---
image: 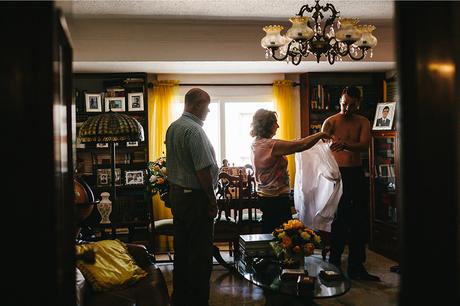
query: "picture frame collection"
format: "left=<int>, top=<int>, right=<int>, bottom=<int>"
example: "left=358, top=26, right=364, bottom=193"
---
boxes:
left=85, top=92, right=144, bottom=113
left=97, top=168, right=145, bottom=187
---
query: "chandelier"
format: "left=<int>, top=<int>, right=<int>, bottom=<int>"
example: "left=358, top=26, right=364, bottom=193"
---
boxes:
left=261, top=0, right=377, bottom=65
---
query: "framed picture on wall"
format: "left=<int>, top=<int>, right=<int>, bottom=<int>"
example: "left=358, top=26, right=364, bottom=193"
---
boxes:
left=105, top=97, right=126, bottom=112
left=85, top=93, right=102, bottom=112
left=372, top=102, right=396, bottom=130
left=126, top=141, right=138, bottom=147
left=97, top=168, right=122, bottom=187
left=125, top=170, right=144, bottom=185
left=128, top=93, right=144, bottom=111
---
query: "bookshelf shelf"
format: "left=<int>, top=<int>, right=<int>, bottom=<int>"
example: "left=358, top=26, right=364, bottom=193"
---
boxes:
left=369, top=130, right=399, bottom=261
left=74, top=72, right=152, bottom=248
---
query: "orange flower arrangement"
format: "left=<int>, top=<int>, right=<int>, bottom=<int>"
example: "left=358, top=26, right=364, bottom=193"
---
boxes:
left=147, top=156, right=168, bottom=198
left=270, top=219, right=322, bottom=267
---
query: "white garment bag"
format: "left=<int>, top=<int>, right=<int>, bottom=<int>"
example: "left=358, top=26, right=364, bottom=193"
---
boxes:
left=294, top=141, right=342, bottom=232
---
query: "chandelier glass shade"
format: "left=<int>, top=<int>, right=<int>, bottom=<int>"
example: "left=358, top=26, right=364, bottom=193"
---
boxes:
left=261, top=0, right=377, bottom=65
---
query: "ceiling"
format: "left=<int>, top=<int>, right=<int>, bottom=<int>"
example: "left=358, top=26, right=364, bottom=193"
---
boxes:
left=64, top=0, right=396, bottom=74
left=65, top=0, right=394, bottom=21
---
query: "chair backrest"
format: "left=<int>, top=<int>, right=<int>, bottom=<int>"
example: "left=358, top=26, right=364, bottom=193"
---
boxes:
left=216, top=171, right=244, bottom=223
left=216, top=166, right=261, bottom=232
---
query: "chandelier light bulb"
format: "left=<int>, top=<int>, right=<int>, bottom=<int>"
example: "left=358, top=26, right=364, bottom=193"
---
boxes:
left=260, top=0, right=377, bottom=65
left=354, top=25, right=378, bottom=48
left=261, top=25, right=285, bottom=48
left=286, top=16, right=314, bottom=40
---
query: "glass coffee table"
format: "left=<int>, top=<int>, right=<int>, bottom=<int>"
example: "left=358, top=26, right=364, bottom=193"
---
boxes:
left=236, top=254, right=351, bottom=303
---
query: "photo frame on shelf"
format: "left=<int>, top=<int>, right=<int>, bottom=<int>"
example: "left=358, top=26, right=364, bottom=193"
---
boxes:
left=372, top=102, right=396, bottom=131
left=126, top=141, right=138, bottom=147
left=97, top=168, right=122, bottom=187
left=105, top=97, right=126, bottom=112
left=125, top=170, right=144, bottom=185
left=379, top=164, right=391, bottom=178
left=85, top=93, right=102, bottom=112
left=127, top=92, right=144, bottom=111
left=389, top=164, right=395, bottom=178
left=96, top=143, right=109, bottom=148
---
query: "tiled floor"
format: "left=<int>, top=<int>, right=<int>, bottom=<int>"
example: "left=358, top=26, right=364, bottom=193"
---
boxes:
left=155, top=246, right=400, bottom=306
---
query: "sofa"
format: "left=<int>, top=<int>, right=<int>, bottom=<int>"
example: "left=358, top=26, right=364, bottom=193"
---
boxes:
left=76, top=242, right=170, bottom=306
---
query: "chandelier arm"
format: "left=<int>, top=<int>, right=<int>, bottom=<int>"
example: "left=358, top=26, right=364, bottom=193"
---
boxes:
left=297, top=4, right=312, bottom=16
left=292, top=55, right=302, bottom=66
left=321, top=3, right=339, bottom=36
left=334, top=43, right=351, bottom=57
left=269, top=47, right=289, bottom=61
left=299, top=41, right=310, bottom=56
left=348, top=47, right=367, bottom=61
left=327, top=52, right=336, bottom=65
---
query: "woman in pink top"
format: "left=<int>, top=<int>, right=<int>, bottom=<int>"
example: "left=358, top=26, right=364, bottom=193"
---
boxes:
left=250, top=109, right=329, bottom=233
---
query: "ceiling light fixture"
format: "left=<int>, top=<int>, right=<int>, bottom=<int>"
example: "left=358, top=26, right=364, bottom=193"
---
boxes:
left=261, top=0, right=377, bottom=65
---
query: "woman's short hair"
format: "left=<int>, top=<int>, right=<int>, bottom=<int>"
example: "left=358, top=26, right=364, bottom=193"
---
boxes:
left=250, top=109, right=277, bottom=138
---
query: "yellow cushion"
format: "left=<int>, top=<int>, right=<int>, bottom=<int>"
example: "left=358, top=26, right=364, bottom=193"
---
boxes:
left=75, top=239, right=147, bottom=292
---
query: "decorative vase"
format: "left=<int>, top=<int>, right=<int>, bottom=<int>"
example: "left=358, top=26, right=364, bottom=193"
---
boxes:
left=97, top=192, right=112, bottom=224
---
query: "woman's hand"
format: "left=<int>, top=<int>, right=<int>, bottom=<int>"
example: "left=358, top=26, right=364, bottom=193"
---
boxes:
left=329, top=136, right=346, bottom=152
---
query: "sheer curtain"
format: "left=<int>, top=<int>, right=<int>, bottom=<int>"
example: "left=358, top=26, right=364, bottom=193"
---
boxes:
left=273, top=80, right=296, bottom=187
left=148, top=80, right=179, bottom=251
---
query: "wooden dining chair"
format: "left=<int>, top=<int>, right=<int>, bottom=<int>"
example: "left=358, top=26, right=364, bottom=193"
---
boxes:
left=214, top=171, right=242, bottom=259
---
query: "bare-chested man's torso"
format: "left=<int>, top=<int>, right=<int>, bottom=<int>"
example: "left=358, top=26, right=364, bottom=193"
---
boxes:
left=322, top=113, right=370, bottom=167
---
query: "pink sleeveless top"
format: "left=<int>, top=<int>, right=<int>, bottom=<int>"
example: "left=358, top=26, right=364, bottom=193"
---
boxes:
left=251, top=137, right=290, bottom=197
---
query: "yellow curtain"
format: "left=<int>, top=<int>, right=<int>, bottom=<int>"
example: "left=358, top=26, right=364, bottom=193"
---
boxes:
left=273, top=80, right=296, bottom=187
left=148, top=80, right=179, bottom=251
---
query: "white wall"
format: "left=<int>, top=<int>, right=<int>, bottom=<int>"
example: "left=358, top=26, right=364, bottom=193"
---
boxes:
left=67, top=18, right=395, bottom=63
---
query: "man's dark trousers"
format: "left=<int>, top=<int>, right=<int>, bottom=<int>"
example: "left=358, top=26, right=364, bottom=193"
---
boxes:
left=170, top=185, right=214, bottom=306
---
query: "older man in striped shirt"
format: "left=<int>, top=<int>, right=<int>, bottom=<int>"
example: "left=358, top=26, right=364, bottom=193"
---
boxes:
left=165, top=88, right=219, bottom=306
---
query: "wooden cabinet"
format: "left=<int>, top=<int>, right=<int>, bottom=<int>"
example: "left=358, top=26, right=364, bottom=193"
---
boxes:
left=74, top=73, right=152, bottom=246
left=369, top=130, right=400, bottom=261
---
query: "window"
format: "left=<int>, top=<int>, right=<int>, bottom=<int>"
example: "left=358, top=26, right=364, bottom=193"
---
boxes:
left=172, top=99, right=274, bottom=167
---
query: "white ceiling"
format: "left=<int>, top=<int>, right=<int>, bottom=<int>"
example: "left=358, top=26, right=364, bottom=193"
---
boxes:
left=66, top=0, right=394, bottom=21
left=64, top=0, right=396, bottom=74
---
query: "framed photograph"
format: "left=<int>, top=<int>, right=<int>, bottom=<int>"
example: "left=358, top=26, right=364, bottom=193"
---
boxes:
left=372, top=102, right=396, bottom=130
left=379, top=164, right=391, bottom=178
left=128, top=93, right=144, bottom=111
left=85, top=93, right=102, bottom=112
left=126, top=141, right=138, bottom=147
left=125, top=170, right=144, bottom=185
left=105, top=97, right=126, bottom=112
left=97, top=168, right=122, bottom=187
left=96, top=142, right=109, bottom=148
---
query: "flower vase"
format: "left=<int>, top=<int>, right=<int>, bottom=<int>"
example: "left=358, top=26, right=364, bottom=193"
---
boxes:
left=97, top=192, right=112, bottom=224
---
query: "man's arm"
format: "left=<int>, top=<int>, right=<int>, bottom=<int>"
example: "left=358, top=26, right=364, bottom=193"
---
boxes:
left=196, top=166, right=217, bottom=217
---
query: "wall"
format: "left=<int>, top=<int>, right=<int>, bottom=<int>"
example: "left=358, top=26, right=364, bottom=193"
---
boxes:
left=67, top=18, right=395, bottom=63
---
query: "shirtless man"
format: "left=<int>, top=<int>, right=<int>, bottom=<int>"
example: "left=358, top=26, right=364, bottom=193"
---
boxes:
left=321, top=86, right=380, bottom=281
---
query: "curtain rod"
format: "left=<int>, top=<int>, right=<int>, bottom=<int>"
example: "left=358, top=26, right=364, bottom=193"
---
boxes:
left=148, top=82, right=300, bottom=88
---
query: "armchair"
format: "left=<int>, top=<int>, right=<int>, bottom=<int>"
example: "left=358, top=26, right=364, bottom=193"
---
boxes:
left=77, top=242, right=170, bottom=306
